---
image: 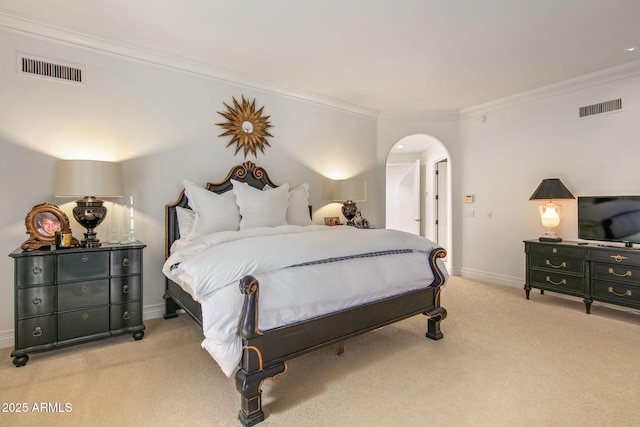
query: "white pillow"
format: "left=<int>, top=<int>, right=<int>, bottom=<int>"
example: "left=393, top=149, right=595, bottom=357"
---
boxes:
left=183, top=180, right=240, bottom=237
left=287, top=184, right=312, bottom=226
left=232, top=179, right=290, bottom=229
left=175, top=206, right=196, bottom=237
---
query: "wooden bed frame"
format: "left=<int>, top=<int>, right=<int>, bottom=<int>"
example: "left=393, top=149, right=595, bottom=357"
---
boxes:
left=164, top=161, right=448, bottom=426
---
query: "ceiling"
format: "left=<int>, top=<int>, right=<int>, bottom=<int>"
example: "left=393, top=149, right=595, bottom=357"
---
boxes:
left=1, top=0, right=640, bottom=114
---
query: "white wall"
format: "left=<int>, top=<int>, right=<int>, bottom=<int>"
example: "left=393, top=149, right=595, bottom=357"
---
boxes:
left=0, top=29, right=377, bottom=347
left=458, top=70, right=640, bottom=286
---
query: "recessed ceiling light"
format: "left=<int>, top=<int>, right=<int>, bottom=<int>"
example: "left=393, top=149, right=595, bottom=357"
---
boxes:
left=625, top=46, right=637, bottom=52
left=396, top=145, right=404, bottom=149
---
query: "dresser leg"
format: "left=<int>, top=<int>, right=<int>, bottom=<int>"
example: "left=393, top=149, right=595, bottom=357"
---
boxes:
left=584, top=299, right=592, bottom=314
left=13, top=354, right=29, bottom=367
left=524, top=284, right=531, bottom=299
left=133, top=330, right=145, bottom=340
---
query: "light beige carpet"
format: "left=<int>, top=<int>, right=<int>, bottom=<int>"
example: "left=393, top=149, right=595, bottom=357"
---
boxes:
left=1, top=276, right=640, bottom=427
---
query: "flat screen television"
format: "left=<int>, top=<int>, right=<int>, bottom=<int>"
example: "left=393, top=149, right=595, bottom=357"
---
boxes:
left=578, top=196, right=640, bottom=247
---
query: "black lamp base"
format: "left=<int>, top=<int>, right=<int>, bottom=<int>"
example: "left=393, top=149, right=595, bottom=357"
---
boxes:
left=73, top=196, right=107, bottom=248
left=539, top=236, right=562, bottom=242
left=341, top=201, right=358, bottom=226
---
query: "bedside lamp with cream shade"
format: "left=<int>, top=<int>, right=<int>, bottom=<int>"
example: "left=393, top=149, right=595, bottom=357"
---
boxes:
left=54, top=160, right=123, bottom=248
left=529, top=178, right=575, bottom=242
left=333, top=179, right=367, bottom=226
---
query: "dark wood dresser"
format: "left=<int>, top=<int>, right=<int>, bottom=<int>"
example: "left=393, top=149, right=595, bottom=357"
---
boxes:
left=525, top=240, right=640, bottom=314
left=9, top=242, right=145, bottom=366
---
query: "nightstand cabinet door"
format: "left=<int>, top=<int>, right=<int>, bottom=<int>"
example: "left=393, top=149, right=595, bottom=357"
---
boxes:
left=111, top=302, right=142, bottom=331
left=110, top=276, right=141, bottom=304
left=16, top=315, right=57, bottom=350
left=111, top=249, right=141, bottom=276
left=57, top=252, right=109, bottom=282
left=9, top=242, right=145, bottom=366
left=16, top=255, right=54, bottom=287
left=57, top=279, right=110, bottom=312
left=58, top=307, right=109, bottom=341
left=17, top=286, right=55, bottom=318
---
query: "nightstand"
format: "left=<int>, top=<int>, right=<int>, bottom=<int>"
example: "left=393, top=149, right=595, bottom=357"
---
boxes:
left=9, top=241, right=146, bottom=367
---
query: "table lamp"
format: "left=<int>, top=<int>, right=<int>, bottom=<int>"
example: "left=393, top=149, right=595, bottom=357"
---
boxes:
left=529, top=178, right=575, bottom=242
left=334, top=179, right=367, bottom=226
left=55, top=160, right=124, bottom=247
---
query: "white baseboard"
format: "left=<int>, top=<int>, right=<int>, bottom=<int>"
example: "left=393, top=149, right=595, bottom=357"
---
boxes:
left=460, top=267, right=523, bottom=288
left=0, top=329, right=13, bottom=351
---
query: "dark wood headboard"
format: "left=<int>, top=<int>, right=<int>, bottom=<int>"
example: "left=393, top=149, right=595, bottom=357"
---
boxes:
left=165, top=161, right=278, bottom=259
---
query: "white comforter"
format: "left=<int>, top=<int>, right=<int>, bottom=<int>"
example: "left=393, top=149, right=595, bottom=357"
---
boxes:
left=163, top=225, right=446, bottom=376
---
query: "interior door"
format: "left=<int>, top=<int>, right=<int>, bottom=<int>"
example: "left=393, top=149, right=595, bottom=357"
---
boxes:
left=385, top=160, right=421, bottom=235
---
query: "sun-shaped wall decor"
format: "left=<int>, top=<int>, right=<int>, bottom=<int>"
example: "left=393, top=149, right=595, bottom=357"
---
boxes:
left=216, top=96, right=274, bottom=158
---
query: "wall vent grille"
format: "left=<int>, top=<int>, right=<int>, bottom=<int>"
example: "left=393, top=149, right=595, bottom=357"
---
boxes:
left=579, top=98, right=622, bottom=118
left=18, top=55, right=84, bottom=84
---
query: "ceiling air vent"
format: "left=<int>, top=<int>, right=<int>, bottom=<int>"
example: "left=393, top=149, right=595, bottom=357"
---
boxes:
left=579, top=98, right=622, bottom=118
left=18, top=54, right=84, bottom=84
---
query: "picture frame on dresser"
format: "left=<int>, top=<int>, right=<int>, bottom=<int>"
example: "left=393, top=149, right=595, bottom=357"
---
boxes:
left=21, top=203, right=79, bottom=251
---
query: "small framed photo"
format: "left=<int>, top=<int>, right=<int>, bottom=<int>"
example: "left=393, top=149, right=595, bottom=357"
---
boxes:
left=21, top=203, right=77, bottom=250
left=324, top=216, right=341, bottom=226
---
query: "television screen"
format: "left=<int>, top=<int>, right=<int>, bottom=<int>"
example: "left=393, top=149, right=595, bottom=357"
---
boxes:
left=578, top=196, right=640, bottom=244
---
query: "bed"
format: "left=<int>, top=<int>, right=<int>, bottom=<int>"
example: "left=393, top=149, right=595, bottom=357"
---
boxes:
left=162, top=161, right=448, bottom=426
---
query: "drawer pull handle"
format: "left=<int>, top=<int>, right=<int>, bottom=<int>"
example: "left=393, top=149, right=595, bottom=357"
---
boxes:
left=32, top=297, right=42, bottom=305
left=122, top=258, right=130, bottom=267
left=608, top=268, right=632, bottom=278
left=32, top=266, right=42, bottom=275
left=81, top=313, right=90, bottom=320
left=33, top=327, right=43, bottom=337
left=610, top=255, right=628, bottom=263
left=545, top=276, right=567, bottom=286
left=552, top=248, right=558, bottom=254
left=608, top=286, right=632, bottom=297
left=546, top=260, right=567, bottom=269
left=81, top=255, right=89, bottom=263
left=122, top=311, right=131, bottom=320
left=122, top=284, right=130, bottom=294
left=82, top=283, right=89, bottom=290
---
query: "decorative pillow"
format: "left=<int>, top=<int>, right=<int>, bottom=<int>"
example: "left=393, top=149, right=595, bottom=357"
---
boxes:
left=183, top=180, right=240, bottom=237
left=287, top=184, right=312, bottom=226
left=175, top=206, right=196, bottom=237
left=232, top=179, right=290, bottom=229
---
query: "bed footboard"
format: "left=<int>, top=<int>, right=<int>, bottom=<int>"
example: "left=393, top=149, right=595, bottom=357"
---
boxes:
left=234, top=247, right=447, bottom=425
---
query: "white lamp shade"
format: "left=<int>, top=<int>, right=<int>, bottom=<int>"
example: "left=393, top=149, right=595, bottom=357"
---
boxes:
left=333, top=179, right=367, bottom=202
left=54, top=160, right=124, bottom=198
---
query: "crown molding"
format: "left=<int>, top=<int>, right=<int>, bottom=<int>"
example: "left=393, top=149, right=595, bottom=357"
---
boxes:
left=460, top=59, right=640, bottom=119
left=0, top=9, right=379, bottom=119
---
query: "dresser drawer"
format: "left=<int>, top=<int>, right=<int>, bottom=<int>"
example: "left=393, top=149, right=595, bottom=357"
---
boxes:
left=110, top=276, right=141, bottom=303
left=16, top=315, right=57, bottom=349
left=17, top=286, right=55, bottom=318
left=527, top=243, right=586, bottom=259
left=592, top=263, right=640, bottom=285
left=15, top=255, right=54, bottom=287
left=111, top=249, right=141, bottom=276
left=58, top=306, right=109, bottom=341
left=590, top=250, right=640, bottom=267
left=57, top=251, right=109, bottom=282
left=111, top=302, right=142, bottom=331
left=58, top=279, right=109, bottom=311
left=591, top=280, right=640, bottom=307
left=530, top=270, right=585, bottom=295
left=530, top=255, right=584, bottom=275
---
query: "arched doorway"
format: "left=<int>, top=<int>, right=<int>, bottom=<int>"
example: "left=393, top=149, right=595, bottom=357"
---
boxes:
left=386, top=134, right=451, bottom=253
